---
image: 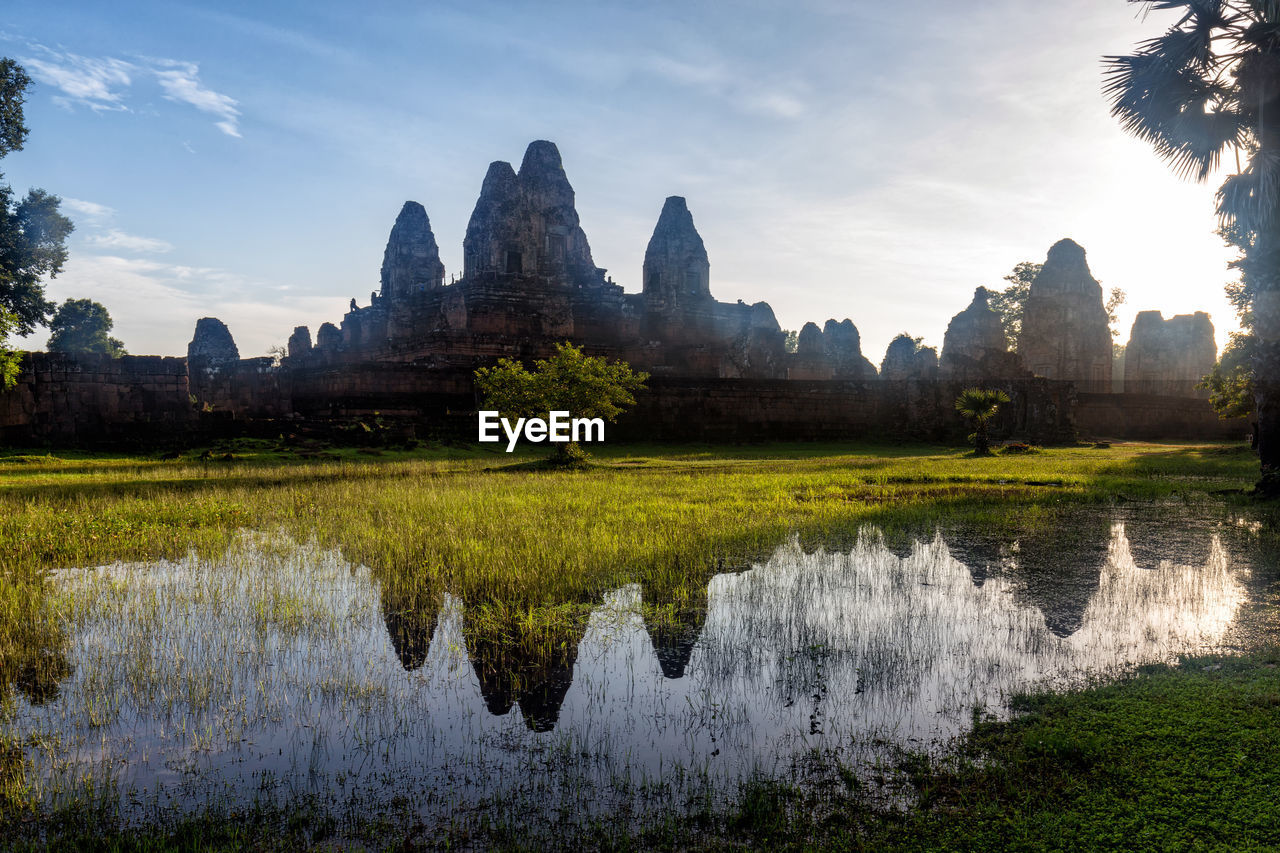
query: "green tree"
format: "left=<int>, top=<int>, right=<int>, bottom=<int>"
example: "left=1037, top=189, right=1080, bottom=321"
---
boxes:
left=954, top=387, right=1010, bottom=457
left=782, top=329, right=798, bottom=353
left=1201, top=331, right=1257, bottom=440
left=474, top=342, right=648, bottom=465
left=0, top=307, right=21, bottom=388
left=0, top=58, right=74, bottom=381
left=989, top=261, right=1041, bottom=348
left=47, top=298, right=126, bottom=357
left=1105, top=287, right=1127, bottom=338
left=1104, top=1, right=1280, bottom=492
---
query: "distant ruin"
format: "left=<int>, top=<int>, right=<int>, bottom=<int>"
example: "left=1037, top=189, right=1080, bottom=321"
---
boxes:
left=1017, top=239, right=1114, bottom=392
left=941, top=288, right=1027, bottom=382
left=0, top=140, right=1245, bottom=446
left=1123, top=311, right=1216, bottom=396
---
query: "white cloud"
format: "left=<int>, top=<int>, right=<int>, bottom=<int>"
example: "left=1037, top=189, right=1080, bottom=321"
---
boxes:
left=84, top=229, right=174, bottom=254
left=62, top=197, right=117, bottom=222
left=19, top=45, right=242, bottom=137
left=150, top=59, right=242, bottom=138
left=20, top=254, right=346, bottom=357
left=21, top=50, right=134, bottom=112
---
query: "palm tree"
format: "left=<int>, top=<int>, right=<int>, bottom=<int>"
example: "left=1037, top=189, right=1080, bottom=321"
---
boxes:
left=955, top=388, right=1011, bottom=456
left=1103, top=0, right=1280, bottom=493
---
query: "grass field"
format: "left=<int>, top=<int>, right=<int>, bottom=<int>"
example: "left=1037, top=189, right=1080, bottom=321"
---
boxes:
left=0, top=438, right=1275, bottom=849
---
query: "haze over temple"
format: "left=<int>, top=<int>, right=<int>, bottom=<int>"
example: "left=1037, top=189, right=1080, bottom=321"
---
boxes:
left=0, top=141, right=1238, bottom=445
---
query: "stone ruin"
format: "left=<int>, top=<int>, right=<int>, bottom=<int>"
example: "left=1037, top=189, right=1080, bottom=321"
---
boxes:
left=172, top=141, right=1228, bottom=432
left=187, top=317, right=239, bottom=370
left=247, top=140, right=888, bottom=382
left=880, top=334, right=938, bottom=381
left=1124, top=311, right=1216, bottom=396
left=1017, top=238, right=1113, bottom=391
left=940, top=288, right=1027, bottom=382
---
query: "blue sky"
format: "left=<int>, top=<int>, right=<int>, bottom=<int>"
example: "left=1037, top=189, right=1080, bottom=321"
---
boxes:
left=2, top=0, right=1239, bottom=360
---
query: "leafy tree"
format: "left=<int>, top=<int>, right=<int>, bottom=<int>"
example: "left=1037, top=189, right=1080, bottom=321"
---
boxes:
left=1105, top=287, right=1127, bottom=338
left=0, top=307, right=20, bottom=388
left=0, top=58, right=74, bottom=378
left=47, top=298, right=126, bottom=357
left=954, top=387, right=1010, bottom=457
left=1104, top=1, right=1280, bottom=492
left=782, top=329, right=798, bottom=353
left=474, top=342, right=648, bottom=465
left=1201, top=332, right=1257, bottom=443
left=989, top=262, right=1041, bottom=347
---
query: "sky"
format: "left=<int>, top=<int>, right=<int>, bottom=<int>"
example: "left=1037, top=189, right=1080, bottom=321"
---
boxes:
left=1, top=0, right=1243, bottom=361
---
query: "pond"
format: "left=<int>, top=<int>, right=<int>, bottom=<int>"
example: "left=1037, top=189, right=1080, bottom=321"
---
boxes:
left=2, top=509, right=1268, bottom=834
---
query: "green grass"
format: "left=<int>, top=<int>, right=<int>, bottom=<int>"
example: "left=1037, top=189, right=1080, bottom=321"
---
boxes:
left=0, top=438, right=1273, bottom=849
left=676, top=649, right=1280, bottom=852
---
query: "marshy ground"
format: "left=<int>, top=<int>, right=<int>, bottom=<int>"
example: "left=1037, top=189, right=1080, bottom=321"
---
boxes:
left=0, top=440, right=1277, bottom=850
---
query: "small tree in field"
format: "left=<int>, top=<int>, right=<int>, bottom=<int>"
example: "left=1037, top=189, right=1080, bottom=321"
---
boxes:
left=955, top=387, right=1010, bottom=456
left=474, top=342, right=648, bottom=465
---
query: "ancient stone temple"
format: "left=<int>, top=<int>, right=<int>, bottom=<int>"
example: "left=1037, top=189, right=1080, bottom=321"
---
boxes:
left=283, top=141, right=794, bottom=380
left=643, top=196, right=710, bottom=315
left=788, top=318, right=878, bottom=379
left=2, top=140, right=1244, bottom=448
left=1017, top=239, right=1113, bottom=391
left=1123, top=310, right=1216, bottom=396
left=187, top=318, right=239, bottom=369
left=940, top=287, right=1026, bottom=381
left=380, top=201, right=445, bottom=300
left=880, top=334, right=938, bottom=381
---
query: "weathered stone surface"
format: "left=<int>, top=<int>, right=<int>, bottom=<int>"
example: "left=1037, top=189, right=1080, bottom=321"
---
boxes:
left=880, top=335, right=938, bottom=381
left=1018, top=239, right=1112, bottom=390
left=1123, top=310, right=1216, bottom=396
left=187, top=318, right=239, bottom=367
left=316, top=322, right=342, bottom=350
left=643, top=196, right=710, bottom=312
left=287, top=326, right=312, bottom=360
left=462, top=141, right=602, bottom=286
left=380, top=201, right=444, bottom=300
left=941, top=288, right=1025, bottom=381
left=796, top=322, right=824, bottom=357
left=823, top=319, right=878, bottom=379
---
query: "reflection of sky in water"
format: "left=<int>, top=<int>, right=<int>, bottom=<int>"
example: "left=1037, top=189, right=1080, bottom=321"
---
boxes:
left=6, top=520, right=1249, bottom=826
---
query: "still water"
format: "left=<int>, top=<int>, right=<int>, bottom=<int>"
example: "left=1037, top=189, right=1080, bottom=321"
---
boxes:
left=4, top=512, right=1263, bottom=829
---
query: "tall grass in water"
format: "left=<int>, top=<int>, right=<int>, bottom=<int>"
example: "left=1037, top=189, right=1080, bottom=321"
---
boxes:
left=0, top=441, right=1259, bottom=707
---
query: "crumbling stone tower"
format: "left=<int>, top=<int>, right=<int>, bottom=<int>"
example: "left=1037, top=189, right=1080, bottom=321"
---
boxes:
left=1124, top=310, right=1216, bottom=396
left=1017, top=238, right=1113, bottom=390
left=379, top=201, right=444, bottom=301
left=461, top=140, right=604, bottom=286
left=643, top=196, right=711, bottom=314
left=941, top=287, right=1025, bottom=381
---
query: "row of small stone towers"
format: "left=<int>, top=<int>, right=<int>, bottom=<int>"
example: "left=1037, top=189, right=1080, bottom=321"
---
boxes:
left=872, top=237, right=1215, bottom=395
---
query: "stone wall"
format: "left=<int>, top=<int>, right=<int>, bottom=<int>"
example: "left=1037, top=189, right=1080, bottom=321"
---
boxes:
left=612, top=377, right=1074, bottom=444
left=1074, top=392, right=1247, bottom=441
left=1, top=351, right=1250, bottom=448
left=0, top=352, right=193, bottom=445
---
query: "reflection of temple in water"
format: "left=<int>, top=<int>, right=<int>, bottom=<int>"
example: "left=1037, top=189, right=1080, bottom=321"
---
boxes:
left=462, top=612, right=588, bottom=733
left=639, top=582, right=709, bottom=679
left=371, top=514, right=1241, bottom=736
left=379, top=584, right=439, bottom=671
left=1008, top=517, right=1110, bottom=637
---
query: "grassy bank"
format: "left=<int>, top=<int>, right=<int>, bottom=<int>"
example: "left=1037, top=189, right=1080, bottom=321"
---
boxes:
left=0, top=439, right=1274, bottom=849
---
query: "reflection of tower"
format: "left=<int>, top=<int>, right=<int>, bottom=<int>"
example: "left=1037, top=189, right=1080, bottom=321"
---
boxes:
left=1009, top=513, right=1110, bottom=637
left=379, top=585, right=439, bottom=672
left=640, top=582, right=710, bottom=679
left=462, top=610, right=587, bottom=733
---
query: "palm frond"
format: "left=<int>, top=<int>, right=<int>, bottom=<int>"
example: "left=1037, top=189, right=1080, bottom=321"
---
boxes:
left=1104, top=52, right=1241, bottom=179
